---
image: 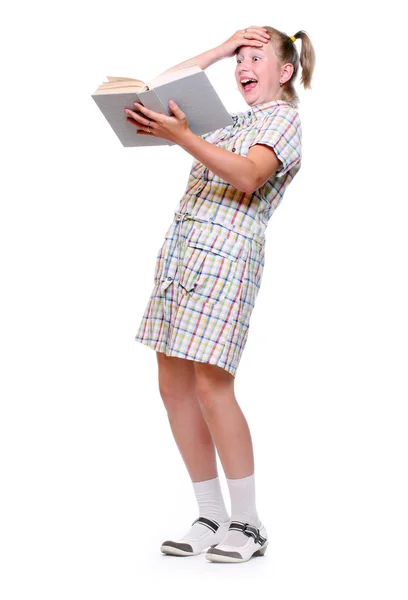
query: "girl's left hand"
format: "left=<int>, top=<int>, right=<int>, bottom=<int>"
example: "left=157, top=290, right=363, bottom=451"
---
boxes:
left=124, top=100, right=191, bottom=144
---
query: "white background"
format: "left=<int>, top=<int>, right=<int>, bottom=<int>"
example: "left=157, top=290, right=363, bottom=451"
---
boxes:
left=1, top=0, right=407, bottom=597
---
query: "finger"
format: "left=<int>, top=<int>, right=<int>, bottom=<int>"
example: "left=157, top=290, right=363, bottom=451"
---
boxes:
left=247, top=26, right=270, bottom=35
left=237, top=38, right=268, bottom=50
left=243, top=32, right=270, bottom=42
left=126, top=117, right=141, bottom=127
left=133, top=102, right=162, bottom=122
left=125, top=108, right=151, bottom=126
left=241, top=27, right=270, bottom=41
left=129, top=123, right=153, bottom=135
left=126, top=117, right=153, bottom=134
left=168, top=100, right=185, bottom=119
left=241, top=26, right=269, bottom=35
left=245, top=39, right=269, bottom=46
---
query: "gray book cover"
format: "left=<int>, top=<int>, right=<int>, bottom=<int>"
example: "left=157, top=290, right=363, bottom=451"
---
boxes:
left=92, top=71, right=233, bottom=147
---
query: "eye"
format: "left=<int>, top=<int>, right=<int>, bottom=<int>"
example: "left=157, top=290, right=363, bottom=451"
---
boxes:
left=237, top=56, right=261, bottom=65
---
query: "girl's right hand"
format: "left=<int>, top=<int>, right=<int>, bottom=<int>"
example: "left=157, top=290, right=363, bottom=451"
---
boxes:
left=216, top=27, right=271, bottom=59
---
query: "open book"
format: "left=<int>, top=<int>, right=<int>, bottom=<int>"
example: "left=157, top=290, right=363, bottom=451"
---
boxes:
left=91, top=61, right=233, bottom=147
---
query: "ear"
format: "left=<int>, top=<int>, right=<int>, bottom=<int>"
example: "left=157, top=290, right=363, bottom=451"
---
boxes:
left=282, top=62, right=295, bottom=84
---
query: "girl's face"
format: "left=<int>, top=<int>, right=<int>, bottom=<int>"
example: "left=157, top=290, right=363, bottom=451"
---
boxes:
left=234, top=42, right=283, bottom=106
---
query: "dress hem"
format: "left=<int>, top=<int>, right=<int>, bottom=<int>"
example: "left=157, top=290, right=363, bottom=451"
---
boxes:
left=134, top=335, right=237, bottom=378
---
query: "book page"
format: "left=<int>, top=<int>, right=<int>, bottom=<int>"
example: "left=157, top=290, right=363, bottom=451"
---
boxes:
left=106, top=76, right=144, bottom=83
left=93, top=76, right=147, bottom=95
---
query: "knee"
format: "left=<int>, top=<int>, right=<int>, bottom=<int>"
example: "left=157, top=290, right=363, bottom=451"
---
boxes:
left=195, top=363, right=234, bottom=415
left=156, top=353, right=197, bottom=413
left=158, top=382, right=194, bottom=413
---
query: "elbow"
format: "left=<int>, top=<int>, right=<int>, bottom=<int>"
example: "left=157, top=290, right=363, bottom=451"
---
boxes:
left=241, top=177, right=260, bottom=195
left=240, top=176, right=258, bottom=195
left=243, top=170, right=278, bottom=194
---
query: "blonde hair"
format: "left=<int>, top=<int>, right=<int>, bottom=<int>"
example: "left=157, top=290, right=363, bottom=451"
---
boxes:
left=263, top=26, right=316, bottom=108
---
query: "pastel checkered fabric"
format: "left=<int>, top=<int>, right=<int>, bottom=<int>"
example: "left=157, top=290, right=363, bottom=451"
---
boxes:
left=135, top=100, right=302, bottom=377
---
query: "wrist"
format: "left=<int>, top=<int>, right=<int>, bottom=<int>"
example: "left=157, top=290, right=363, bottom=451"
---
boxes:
left=195, top=46, right=226, bottom=70
left=178, top=128, right=199, bottom=152
left=212, top=45, right=227, bottom=62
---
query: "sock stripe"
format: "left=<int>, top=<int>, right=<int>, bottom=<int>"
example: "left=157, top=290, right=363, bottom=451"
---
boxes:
left=191, top=516, right=220, bottom=533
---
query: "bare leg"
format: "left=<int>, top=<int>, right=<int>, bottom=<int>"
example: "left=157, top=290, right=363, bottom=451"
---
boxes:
left=156, top=353, right=231, bottom=555
left=156, top=352, right=218, bottom=482
left=190, top=361, right=268, bottom=561
left=193, top=362, right=255, bottom=479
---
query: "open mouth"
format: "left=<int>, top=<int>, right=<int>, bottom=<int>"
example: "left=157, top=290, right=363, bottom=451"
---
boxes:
left=241, top=78, right=258, bottom=92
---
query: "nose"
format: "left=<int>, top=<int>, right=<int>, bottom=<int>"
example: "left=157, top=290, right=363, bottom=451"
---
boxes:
left=237, top=58, right=252, bottom=74
left=238, top=66, right=252, bottom=79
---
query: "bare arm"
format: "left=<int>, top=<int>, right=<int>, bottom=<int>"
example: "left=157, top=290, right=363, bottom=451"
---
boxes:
left=127, top=27, right=276, bottom=191
left=178, top=131, right=280, bottom=194
left=128, top=98, right=281, bottom=192
left=163, top=26, right=270, bottom=71
left=168, top=46, right=226, bottom=71
left=158, top=27, right=275, bottom=192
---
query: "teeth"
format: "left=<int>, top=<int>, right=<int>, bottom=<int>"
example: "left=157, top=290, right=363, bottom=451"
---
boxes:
left=241, top=79, right=257, bottom=84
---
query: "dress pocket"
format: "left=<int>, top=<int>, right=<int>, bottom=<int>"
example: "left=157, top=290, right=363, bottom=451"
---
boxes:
left=179, top=227, right=246, bottom=304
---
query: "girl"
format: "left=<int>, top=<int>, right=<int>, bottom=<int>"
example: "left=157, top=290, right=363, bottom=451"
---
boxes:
left=128, top=25, right=315, bottom=563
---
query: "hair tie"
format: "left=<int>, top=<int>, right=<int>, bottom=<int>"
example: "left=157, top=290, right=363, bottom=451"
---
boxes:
left=290, top=35, right=296, bottom=42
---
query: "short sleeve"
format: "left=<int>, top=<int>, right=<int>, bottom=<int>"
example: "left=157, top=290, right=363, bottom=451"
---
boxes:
left=200, top=130, right=213, bottom=142
left=249, top=108, right=302, bottom=178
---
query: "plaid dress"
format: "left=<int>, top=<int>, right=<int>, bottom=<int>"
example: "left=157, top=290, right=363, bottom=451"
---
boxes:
left=134, top=99, right=302, bottom=377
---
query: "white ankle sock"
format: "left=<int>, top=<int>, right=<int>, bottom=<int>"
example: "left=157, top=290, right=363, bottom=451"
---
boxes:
left=218, top=473, right=261, bottom=546
left=179, top=476, right=230, bottom=542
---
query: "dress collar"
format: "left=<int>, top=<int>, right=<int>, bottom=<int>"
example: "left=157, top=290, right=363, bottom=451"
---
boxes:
left=231, top=99, right=296, bottom=126
left=251, top=99, right=296, bottom=118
